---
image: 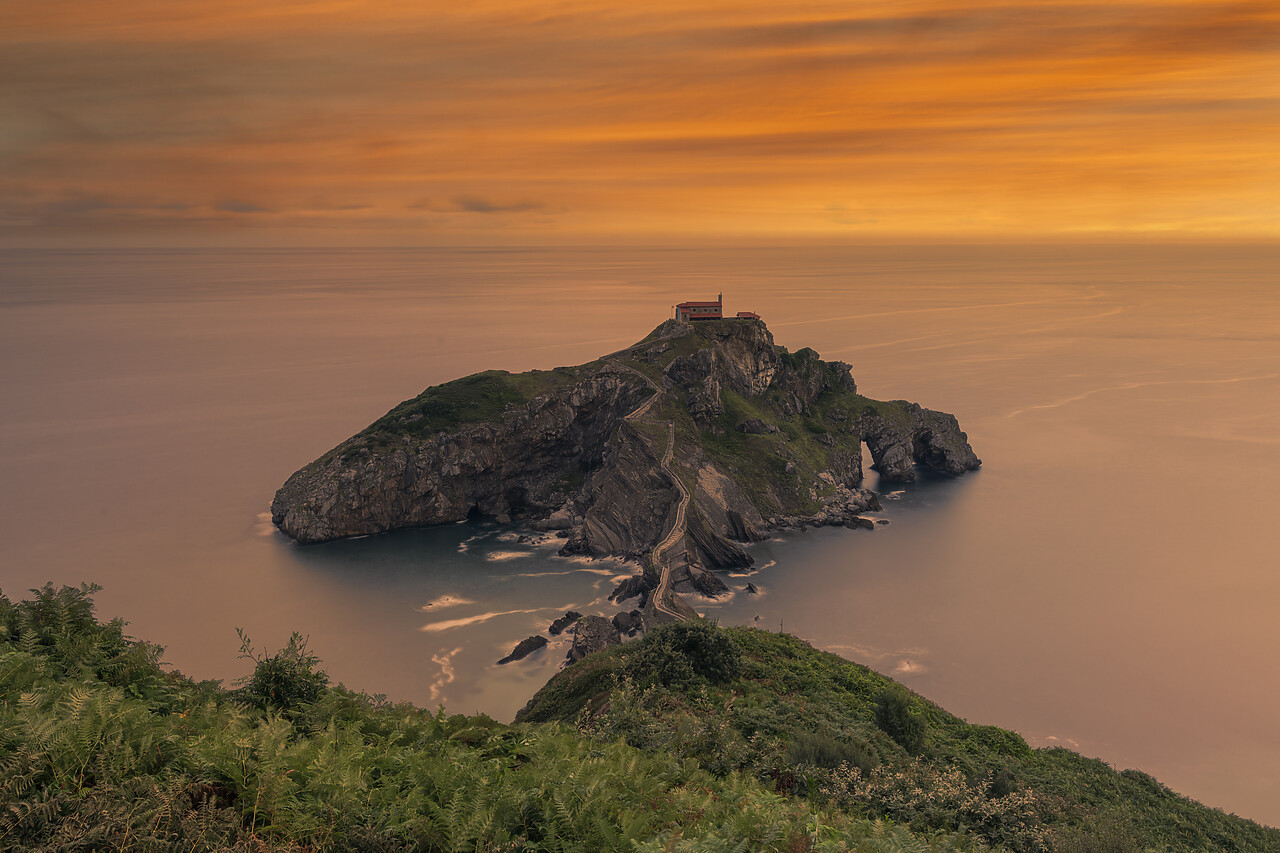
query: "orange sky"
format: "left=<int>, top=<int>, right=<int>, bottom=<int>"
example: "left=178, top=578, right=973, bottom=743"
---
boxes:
left=2, top=0, right=1278, bottom=244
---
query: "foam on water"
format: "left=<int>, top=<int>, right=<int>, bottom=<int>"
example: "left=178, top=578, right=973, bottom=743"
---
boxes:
left=420, top=608, right=543, bottom=633
left=485, top=551, right=530, bottom=562
left=419, top=595, right=476, bottom=611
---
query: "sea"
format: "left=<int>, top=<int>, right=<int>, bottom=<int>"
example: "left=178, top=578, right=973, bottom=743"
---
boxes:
left=1, top=243, right=1277, bottom=825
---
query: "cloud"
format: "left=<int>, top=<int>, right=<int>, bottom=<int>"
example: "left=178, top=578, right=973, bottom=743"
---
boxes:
left=411, top=196, right=547, bottom=214
left=0, top=190, right=199, bottom=228
left=2, top=0, right=1278, bottom=242
left=452, top=195, right=544, bottom=214
left=216, top=200, right=266, bottom=214
left=301, top=200, right=372, bottom=211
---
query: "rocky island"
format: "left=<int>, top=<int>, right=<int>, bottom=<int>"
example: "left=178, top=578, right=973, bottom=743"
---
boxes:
left=272, top=315, right=979, bottom=627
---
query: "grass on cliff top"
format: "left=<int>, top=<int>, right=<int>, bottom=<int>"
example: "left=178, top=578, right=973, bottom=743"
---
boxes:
left=0, top=583, right=980, bottom=853
left=362, top=366, right=589, bottom=441
left=520, top=623, right=1280, bottom=853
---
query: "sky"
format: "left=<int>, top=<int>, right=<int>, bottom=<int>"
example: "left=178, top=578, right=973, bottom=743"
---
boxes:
left=2, top=0, right=1278, bottom=245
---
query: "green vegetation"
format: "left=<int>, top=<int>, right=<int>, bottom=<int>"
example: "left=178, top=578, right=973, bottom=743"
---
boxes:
left=235, top=629, right=330, bottom=716
left=522, top=624, right=1280, bottom=853
left=622, top=620, right=743, bottom=689
left=875, top=688, right=927, bottom=756
left=368, top=368, right=583, bottom=440
left=0, top=584, right=984, bottom=852
left=3, top=585, right=1275, bottom=852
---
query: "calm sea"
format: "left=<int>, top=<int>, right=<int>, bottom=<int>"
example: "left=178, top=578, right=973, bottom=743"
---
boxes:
left=1, top=244, right=1277, bottom=825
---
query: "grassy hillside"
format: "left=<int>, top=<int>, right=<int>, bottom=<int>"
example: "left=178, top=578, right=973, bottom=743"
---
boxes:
left=0, top=584, right=980, bottom=853
left=520, top=622, right=1280, bottom=853
left=6, top=585, right=1272, bottom=852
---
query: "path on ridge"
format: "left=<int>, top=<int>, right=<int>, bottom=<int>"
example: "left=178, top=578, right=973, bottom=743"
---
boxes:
left=614, top=361, right=689, bottom=622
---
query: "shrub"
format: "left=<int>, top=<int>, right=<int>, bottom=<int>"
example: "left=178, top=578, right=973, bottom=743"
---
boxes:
left=987, top=766, right=1019, bottom=799
left=235, top=629, right=329, bottom=713
left=1051, top=814, right=1141, bottom=853
left=625, top=621, right=743, bottom=689
left=785, top=732, right=877, bottom=775
left=874, top=688, right=925, bottom=755
left=823, top=760, right=1058, bottom=852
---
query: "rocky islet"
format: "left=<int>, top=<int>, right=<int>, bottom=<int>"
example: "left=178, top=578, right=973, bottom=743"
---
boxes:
left=273, top=317, right=980, bottom=657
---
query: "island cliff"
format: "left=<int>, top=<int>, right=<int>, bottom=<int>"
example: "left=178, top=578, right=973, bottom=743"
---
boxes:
left=271, top=319, right=980, bottom=578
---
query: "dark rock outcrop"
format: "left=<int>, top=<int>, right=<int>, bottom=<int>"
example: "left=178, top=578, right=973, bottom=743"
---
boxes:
left=562, top=422, right=679, bottom=559
left=686, top=507, right=753, bottom=570
left=567, top=616, right=621, bottom=663
left=737, top=418, right=778, bottom=435
left=855, top=403, right=981, bottom=483
left=663, top=321, right=778, bottom=401
left=612, top=609, right=643, bottom=636
left=498, top=635, right=547, bottom=665
left=745, top=582, right=759, bottom=594
left=610, top=575, right=653, bottom=603
left=548, top=611, right=583, bottom=636
left=687, top=565, right=730, bottom=597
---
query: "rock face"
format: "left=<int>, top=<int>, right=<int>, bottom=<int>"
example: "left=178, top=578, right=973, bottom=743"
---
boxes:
left=272, top=318, right=980, bottom=561
left=498, top=635, right=547, bottom=665
left=272, top=368, right=651, bottom=544
left=567, top=616, right=621, bottom=663
left=725, top=509, right=766, bottom=543
left=855, top=403, right=982, bottom=482
left=559, top=421, right=678, bottom=559
left=685, top=507, right=752, bottom=570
